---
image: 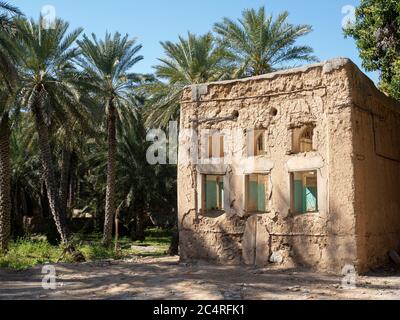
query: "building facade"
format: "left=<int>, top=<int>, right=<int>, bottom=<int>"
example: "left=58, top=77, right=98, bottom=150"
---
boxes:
left=177, top=58, right=400, bottom=273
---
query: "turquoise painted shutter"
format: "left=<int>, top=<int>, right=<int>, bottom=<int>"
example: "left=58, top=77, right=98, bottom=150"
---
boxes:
left=294, top=180, right=303, bottom=213
left=206, top=180, right=217, bottom=210
left=257, top=182, right=266, bottom=212
left=248, top=181, right=258, bottom=212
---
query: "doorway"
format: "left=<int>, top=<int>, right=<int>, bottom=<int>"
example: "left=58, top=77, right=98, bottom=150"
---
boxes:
left=242, top=215, right=270, bottom=266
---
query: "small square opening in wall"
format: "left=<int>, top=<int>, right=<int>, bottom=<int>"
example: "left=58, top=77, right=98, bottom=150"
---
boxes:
left=290, top=171, right=318, bottom=214
left=203, top=175, right=224, bottom=211
left=292, top=125, right=315, bottom=154
left=207, top=135, right=225, bottom=159
left=247, top=130, right=267, bottom=157
left=245, top=174, right=269, bottom=213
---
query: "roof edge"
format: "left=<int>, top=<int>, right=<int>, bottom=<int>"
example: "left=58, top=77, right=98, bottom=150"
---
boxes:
left=185, top=57, right=354, bottom=89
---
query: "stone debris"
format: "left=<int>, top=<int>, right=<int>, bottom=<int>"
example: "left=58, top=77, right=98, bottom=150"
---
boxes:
left=269, top=252, right=284, bottom=264
left=287, top=286, right=301, bottom=292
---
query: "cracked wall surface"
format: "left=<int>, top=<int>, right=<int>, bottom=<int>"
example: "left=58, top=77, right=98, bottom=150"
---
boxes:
left=177, top=58, right=400, bottom=274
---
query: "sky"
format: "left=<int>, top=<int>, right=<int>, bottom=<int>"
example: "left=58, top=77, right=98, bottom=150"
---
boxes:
left=12, top=0, right=379, bottom=83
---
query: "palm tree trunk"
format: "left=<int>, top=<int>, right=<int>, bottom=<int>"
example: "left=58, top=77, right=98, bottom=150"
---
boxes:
left=59, top=148, right=71, bottom=220
left=103, top=98, right=117, bottom=246
left=31, top=99, right=69, bottom=244
left=67, top=154, right=76, bottom=216
left=0, top=113, right=11, bottom=252
left=135, top=210, right=145, bottom=242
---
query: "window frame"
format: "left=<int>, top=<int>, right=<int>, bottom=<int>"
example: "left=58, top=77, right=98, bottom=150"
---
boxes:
left=290, top=170, right=319, bottom=215
left=201, top=174, right=225, bottom=213
left=206, top=134, right=225, bottom=159
left=255, top=131, right=267, bottom=156
left=244, top=173, right=270, bottom=214
left=246, top=129, right=267, bottom=157
left=299, top=127, right=314, bottom=153
left=291, top=125, right=315, bottom=154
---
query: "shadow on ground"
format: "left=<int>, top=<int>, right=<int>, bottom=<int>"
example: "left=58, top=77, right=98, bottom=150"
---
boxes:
left=0, top=256, right=399, bottom=300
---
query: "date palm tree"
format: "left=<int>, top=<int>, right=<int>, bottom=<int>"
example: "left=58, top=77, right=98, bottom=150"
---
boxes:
left=13, top=17, right=83, bottom=244
left=144, top=32, right=232, bottom=128
left=77, top=32, right=145, bottom=246
left=213, top=6, right=318, bottom=77
left=0, top=1, right=21, bottom=89
left=9, top=115, right=42, bottom=238
left=0, top=91, right=13, bottom=251
left=0, top=1, right=22, bottom=251
left=116, top=110, right=176, bottom=242
left=143, top=32, right=231, bottom=254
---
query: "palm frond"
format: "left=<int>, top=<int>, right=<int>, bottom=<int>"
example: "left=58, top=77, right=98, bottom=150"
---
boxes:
left=213, top=6, right=318, bottom=77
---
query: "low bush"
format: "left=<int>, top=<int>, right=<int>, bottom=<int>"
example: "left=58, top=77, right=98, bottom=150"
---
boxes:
left=0, top=228, right=173, bottom=270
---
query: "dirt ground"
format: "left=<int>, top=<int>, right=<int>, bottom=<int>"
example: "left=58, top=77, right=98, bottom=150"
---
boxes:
left=0, top=256, right=399, bottom=300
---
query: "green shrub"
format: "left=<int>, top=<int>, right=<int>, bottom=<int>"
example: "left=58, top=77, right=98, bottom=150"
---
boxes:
left=80, top=244, right=120, bottom=260
left=0, top=229, right=172, bottom=270
left=0, top=239, right=62, bottom=270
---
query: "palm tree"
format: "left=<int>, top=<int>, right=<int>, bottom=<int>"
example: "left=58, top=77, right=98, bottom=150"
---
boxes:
left=0, top=1, right=21, bottom=251
left=0, top=90, right=13, bottom=251
left=117, top=110, right=176, bottom=241
left=13, top=17, right=84, bottom=244
left=0, top=2, right=21, bottom=24
left=53, top=102, right=98, bottom=222
left=77, top=32, right=145, bottom=246
left=143, top=32, right=231, bottom=254
left=9, top=116, right=42, bottom=237
left=144, top=32, right=232, bottom=128
left=213, top=6, right=318, bottom=77
left=0, top=1, right=21, bottom=90
left=88, top=108, right=176, bottom=245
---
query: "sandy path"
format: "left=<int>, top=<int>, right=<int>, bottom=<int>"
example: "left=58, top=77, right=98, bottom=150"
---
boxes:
left=0, top=256, right=399, bottom=300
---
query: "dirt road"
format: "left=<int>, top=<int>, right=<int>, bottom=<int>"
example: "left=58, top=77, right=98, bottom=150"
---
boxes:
left=0, top=256, right=399, bottom=300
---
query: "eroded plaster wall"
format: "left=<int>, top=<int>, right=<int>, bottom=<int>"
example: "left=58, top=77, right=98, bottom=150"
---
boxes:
left=178, top=59, right=359, bottom=273
left=349, top=64, right=400, bottom=273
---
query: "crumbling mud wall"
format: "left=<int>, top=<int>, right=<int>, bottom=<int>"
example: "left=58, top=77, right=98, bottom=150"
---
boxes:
left=178, top=58, right=360, bottom=273
left=349, top=64, right=400, bottom=273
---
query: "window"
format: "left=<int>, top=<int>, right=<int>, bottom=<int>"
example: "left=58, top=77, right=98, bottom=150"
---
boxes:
left=204, top=175, right=224, bottom=211
left=292, top=125, right=314, bottom=153
left=255, top=131, right=266, bottom=156
left=300, top=127, right=313, bottom=153
left=247, top=130, right=266, bottom=156
left=207, top=135, right=224, bottom=159
left=245, top=174, right=268, bottom=212
left=291, top=171, right=318, bottom=214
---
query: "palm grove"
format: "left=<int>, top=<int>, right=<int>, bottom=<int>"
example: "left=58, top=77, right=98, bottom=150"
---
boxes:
left=0, top=4, right=318, bottom=256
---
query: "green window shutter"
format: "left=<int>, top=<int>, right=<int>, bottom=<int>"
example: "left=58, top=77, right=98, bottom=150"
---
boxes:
left=257, top=181, right=266, bottom=212
left=205, top=176, right=224, bottom=210
left=248, top=180, right=258, bottom=212
left=246, top=174, right=268, bottom=212
left=294, top=180, right=303, bottom=213
left=206, top=180, right=217, bottom=210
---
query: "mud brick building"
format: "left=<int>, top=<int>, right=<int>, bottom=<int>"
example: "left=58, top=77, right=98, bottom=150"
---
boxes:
left=177, top=58, right=400, bottom=273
